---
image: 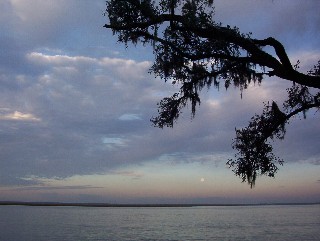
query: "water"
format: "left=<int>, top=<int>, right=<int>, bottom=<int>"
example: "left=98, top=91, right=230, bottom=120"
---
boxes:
left=0, top=205, right=319, bottom=241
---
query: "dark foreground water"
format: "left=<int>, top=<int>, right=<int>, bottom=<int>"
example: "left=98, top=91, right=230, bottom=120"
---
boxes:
left=0, top=204, right=319, bottom=241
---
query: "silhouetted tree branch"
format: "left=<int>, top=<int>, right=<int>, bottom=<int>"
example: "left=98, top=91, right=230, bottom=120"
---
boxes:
left=104, top=0, right=320, bottom=186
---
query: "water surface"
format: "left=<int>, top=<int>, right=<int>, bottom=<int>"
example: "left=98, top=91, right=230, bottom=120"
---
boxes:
left=0, top=204, right=319, bottom=240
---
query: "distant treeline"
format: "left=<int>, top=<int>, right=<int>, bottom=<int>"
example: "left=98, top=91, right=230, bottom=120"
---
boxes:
left=0, top=201, right=319, bottom=208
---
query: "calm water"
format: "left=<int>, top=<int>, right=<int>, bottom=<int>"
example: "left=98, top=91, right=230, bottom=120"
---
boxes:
left=0, top=205, right=319, bottom=241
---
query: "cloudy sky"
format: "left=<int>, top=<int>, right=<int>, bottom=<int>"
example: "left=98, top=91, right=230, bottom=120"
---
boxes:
left=0, top=0, right=319, bottom=204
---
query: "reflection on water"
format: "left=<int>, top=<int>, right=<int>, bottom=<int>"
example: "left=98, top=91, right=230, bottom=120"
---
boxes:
left=0, top=205, right=319, bottom=241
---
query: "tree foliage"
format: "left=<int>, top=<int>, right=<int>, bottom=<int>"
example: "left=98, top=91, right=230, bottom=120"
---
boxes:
left=104, top=0, right=320, bottom=187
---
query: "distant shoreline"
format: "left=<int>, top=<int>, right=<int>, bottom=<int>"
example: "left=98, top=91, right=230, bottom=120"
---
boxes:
left=0, top=201, right=319, bottom=208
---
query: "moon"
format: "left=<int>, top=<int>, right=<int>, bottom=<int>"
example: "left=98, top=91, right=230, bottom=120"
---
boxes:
left=200, top=178, right=205, bottom=182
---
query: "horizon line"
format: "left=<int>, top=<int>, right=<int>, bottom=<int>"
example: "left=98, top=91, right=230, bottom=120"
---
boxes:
left=1, top=201, right=319, bottom=208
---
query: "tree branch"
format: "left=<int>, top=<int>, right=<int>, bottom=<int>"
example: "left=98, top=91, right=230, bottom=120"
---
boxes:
left=105, top=11, right=320, bottom=88
left=253, top=37, right=293, bottom=69
left=105, top=0, right=320, bottom=186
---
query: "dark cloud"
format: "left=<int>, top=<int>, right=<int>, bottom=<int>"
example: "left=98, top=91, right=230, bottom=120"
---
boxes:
left=215, top=0, right=320, bottom=53
left=13, top=185, right=103, bottom=191
left=0, top=175, right=44, bottom=186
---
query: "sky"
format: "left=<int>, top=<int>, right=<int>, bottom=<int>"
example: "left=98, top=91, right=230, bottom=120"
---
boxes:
left=0, top=0, right=319, bottom=204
